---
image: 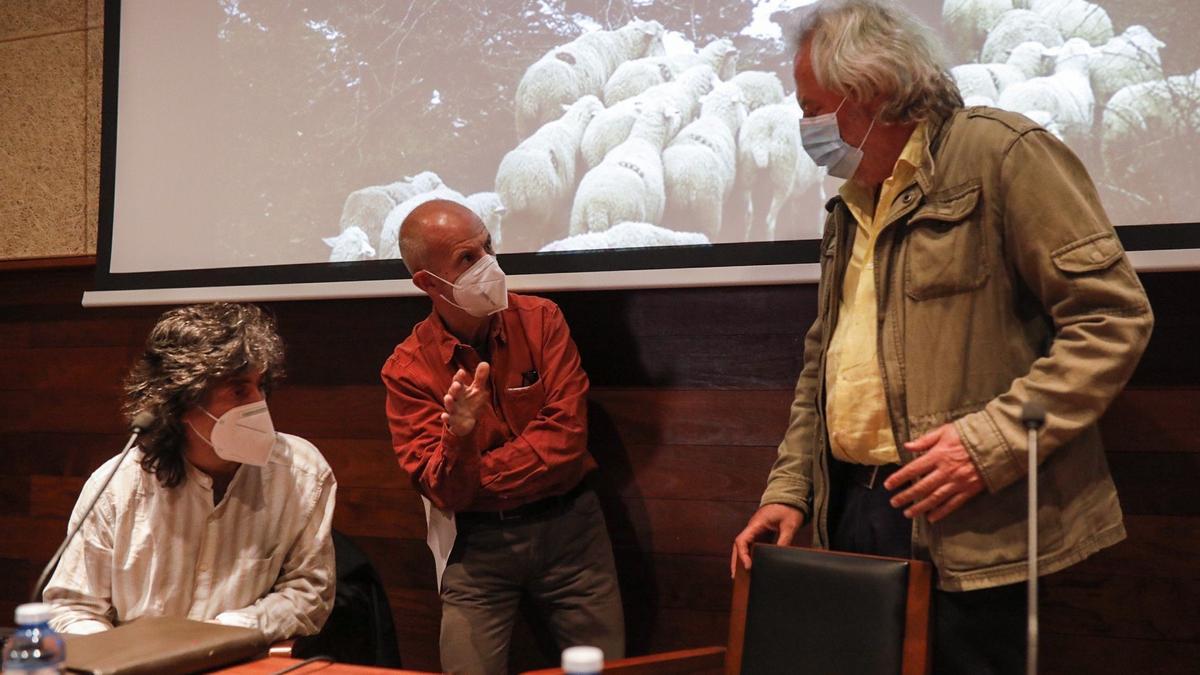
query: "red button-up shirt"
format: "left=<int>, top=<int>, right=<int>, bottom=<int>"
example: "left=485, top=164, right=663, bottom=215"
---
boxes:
left=381, top=293, right=596, bottom=512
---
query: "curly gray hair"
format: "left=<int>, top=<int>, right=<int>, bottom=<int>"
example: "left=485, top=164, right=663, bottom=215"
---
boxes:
left=793, top=0, right=962, bottom=123
left=123, top=303, right=285, bottom=487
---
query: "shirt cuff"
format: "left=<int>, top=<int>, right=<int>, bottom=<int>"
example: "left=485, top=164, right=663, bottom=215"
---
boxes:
left=213, top=610, right=260, bottom=631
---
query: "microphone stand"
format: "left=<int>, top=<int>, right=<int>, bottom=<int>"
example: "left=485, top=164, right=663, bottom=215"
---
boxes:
left=1022, top=401, right=1046, bottom=675
left=30, top=413, right=153, bottom=603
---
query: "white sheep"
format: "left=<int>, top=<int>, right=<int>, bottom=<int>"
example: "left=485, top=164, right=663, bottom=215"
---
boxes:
left=952, top=62, right=1027, bottom=102
left=1022, top=109, right=1066, bottom=141
left=1101, top=73, right=1200, bottom=181
left=662, top=82, right=748, bottom=239
left=378, top=186, right=468, bottom=260
left=1029, top=0, right=1112, bottom=46
left=1006, top=41, right=1055, bottom=79
left=323, top=226, right=376, bottom=263
left=334, top=171, right=445, bottom=252
left=463, top=191, right=507, bottom=252
left=494, top=96, right=604, bottom=251
left=603, top=37, right=737, bottom=106
left=964, top=95, right=997, bottom=107
left=539, top=221, right=709, bottom=252
left=570, top=100, right=680, bottom=235
left=728, top=70, right=787, bottom=112
left=942, top=0, right=1013, bottom=61
left=980, top=9, right=1064, bottom=64
left=997, top=37, right=1094, bottom=143
left=735, top=100, right=822, bottom=241
left=381, top=171, right=445, bottom=204
left=581, top=65, right=715, bottom=169
left=514, top=19, right=664, bottom=138
left=1089, top=25, right=1166, bottom=107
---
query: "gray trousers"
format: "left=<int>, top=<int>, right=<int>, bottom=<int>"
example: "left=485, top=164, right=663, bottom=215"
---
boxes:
left=439, top=489, right=625, bottom=675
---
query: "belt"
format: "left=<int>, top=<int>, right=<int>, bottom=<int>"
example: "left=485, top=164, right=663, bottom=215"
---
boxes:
left=846, top=463, right=901, bottom=490
left=457, top=481, right=589, bottom=525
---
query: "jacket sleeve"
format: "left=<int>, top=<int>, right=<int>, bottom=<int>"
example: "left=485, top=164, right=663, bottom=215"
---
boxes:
left=382, top=358, right=482, bottom=512
left=214, top=469, right=337, bottom=643
left=954, top=128, right=1154, bottom=493
left=475, top=302, right=590, bottom=501
left=759, top=293, right=824, bottom=517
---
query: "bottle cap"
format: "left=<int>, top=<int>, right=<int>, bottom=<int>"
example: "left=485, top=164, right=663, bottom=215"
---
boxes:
left=15, top=602, right=53, bottom=626
left=562, top=645, right=604, bottom=672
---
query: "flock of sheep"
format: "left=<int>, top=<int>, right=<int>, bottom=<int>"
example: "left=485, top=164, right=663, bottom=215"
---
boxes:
left=324, top=18, right=825, bottom=262
left=324, top=1, right=1197, bottom=263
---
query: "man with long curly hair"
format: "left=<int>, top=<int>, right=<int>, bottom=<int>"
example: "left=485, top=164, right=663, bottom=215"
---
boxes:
left=43, top=303, right=336, bottom=644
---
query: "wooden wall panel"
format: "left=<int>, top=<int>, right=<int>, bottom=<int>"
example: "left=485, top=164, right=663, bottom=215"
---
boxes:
left=1, top=266, right=1198, bottom=673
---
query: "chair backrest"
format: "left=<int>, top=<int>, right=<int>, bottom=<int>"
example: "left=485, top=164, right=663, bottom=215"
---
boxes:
left=725, top=544, right=931, bottom=675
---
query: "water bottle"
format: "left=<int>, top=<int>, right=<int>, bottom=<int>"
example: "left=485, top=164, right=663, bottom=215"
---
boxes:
left=2, top=603, right=65, bottom=674
left=561, top=645, right=603, bottom=675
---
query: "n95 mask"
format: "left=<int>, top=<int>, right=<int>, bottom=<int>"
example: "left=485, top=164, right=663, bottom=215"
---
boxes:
left=429, top=254, right=509, bottom=318
left=193, top=401, right=277, bottom=466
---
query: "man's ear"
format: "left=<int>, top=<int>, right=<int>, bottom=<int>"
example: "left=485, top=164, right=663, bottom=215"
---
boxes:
left=412, top=269, right=437, bottom=296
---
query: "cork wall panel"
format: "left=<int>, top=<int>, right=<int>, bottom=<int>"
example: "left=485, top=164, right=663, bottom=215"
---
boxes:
left=86, top=0, right=103, bottom=30
left=0, top=31, right=88, bottom=260
left=85, top=26, right=102, bottom=255
left=0, top=0, right=85, bottom=41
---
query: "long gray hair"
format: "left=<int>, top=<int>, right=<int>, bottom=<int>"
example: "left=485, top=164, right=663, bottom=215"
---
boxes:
left=123, top=303, right=285, bottom=487
left=794, top=0, right=962, bottom=123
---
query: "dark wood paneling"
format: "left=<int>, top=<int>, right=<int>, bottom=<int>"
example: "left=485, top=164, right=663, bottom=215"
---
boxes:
left=1, top=266, right=1199, bottom=674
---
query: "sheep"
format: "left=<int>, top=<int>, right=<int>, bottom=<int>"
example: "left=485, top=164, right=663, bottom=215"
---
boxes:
left=1006, top=41, right=1054, bottom=79
left=1022, top=109, right=1066, bottom=141
left=581, top=65, right=716, bottom=169
left=1101, top=73, right=1200, bottom=183
left=980, top=9, right=1063, bottom=64
left=728, top=70, right=786, bottom=112
left=494, top=96, right=603, bottom=251
left=942, top=0, right=1013, bottom=62
left=1089, top=25, right=1166, bottom=107
left=964, top=94, right=997, bottom=108
left=603, top=37, right=738, bottom=106
left=1029, top=0, right=1112, bottom=46
left=378, top=186, right=468, bottom=260
left=514, top=19, right=664, bottom=138
left=952, top=62, right=1027, bottom=102
left=569, top=100, right=680, bottom=235
left=539, top=221, right=709, bottom=252
left=735, top=100, right=822, bottom=241
left=997, top=37, right=1094, bottom=143
left=661, top=82, right=748, bottom=239
left=463, top=192, right=507, bottom=252
left=323, top=226, right=376, bottom=262
left=334, top=171, right=446, bottom=251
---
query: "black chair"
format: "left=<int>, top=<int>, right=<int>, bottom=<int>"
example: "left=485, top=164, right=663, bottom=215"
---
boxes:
left=291, top=529, right=403, bottom=667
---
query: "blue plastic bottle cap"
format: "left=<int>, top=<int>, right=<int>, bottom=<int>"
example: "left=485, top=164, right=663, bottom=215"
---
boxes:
left=14, top=603, right=53, bottom=626
left=561, top=645, right=604, bottom=672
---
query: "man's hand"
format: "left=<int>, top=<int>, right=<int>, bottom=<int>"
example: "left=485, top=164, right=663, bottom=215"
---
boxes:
left=884, top=423, right=985, bottom=523
left=442, top=362, right=490, bottom=437
left=730, top=504, right=805, bottom=578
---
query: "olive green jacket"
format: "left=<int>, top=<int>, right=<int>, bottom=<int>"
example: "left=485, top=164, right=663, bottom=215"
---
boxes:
left=760, top=107, right=1154, bottom=591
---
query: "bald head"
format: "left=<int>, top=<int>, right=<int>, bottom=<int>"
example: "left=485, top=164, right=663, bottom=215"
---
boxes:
left=398, top=199, right=484, bottom=275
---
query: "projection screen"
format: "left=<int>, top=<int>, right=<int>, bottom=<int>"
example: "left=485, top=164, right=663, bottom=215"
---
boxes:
left=85, top=0, right=1200, bottom=305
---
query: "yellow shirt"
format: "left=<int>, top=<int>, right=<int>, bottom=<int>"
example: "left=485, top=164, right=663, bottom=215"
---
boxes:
left=824, top=122, right=929, bottom=465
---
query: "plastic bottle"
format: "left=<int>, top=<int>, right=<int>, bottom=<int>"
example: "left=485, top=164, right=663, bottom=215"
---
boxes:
left=561, top=645, right=603, bottom=675
left=2, top=603, right=65, bottom=674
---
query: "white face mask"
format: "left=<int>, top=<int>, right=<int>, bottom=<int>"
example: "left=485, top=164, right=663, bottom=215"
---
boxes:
left=190, top=401, right=277, bottom=466
left=428, top=254, right=509, bottom=318
left=799, top=97, right=877, bottom=180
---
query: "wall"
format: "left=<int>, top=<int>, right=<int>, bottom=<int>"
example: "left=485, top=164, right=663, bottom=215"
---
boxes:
left=1, top=265, right=1198, bottom=673
left=0, top=0, right=103, bottom=260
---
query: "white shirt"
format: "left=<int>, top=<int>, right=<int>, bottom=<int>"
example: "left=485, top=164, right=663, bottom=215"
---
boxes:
left=43, top=433, right=337, bottom=643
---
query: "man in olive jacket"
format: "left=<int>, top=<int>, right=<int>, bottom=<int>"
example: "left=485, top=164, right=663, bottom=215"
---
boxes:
left=731, top=1, right=1153, bottom=671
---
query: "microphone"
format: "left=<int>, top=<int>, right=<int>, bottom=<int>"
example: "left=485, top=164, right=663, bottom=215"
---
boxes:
left=30, top=411, right=155, bottom=603
left=1021, top=400, right=1045, bottom=675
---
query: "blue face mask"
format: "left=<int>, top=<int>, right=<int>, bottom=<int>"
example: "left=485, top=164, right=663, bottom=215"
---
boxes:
left=798, top=97, right=877, bottom=180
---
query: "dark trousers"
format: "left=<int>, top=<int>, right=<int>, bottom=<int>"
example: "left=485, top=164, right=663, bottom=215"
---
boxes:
left=830, top=461, right=1025, bottom=675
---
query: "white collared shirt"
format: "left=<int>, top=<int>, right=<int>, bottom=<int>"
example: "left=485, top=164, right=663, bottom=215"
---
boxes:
left=43, top=433, right=336, bottom=643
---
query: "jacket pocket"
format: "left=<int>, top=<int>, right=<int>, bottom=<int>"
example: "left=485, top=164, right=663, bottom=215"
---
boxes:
left=904, top=182, right=988, bottom=301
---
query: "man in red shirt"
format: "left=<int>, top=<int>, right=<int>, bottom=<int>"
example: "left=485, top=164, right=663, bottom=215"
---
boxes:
left=380, top=200, right=624, bottom=674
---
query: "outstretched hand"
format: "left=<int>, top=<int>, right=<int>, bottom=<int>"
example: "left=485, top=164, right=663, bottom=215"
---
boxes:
left=884, top=423, right=985, bottom=523
left=730, top=503, right=805, bottom=578
left=442, top=362, right=491, bottom=437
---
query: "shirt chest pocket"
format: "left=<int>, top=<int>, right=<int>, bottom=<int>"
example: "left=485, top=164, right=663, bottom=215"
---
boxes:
left=903, top=182, right=989, bottom=301
left=501, top=378, right=548, bottom=433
